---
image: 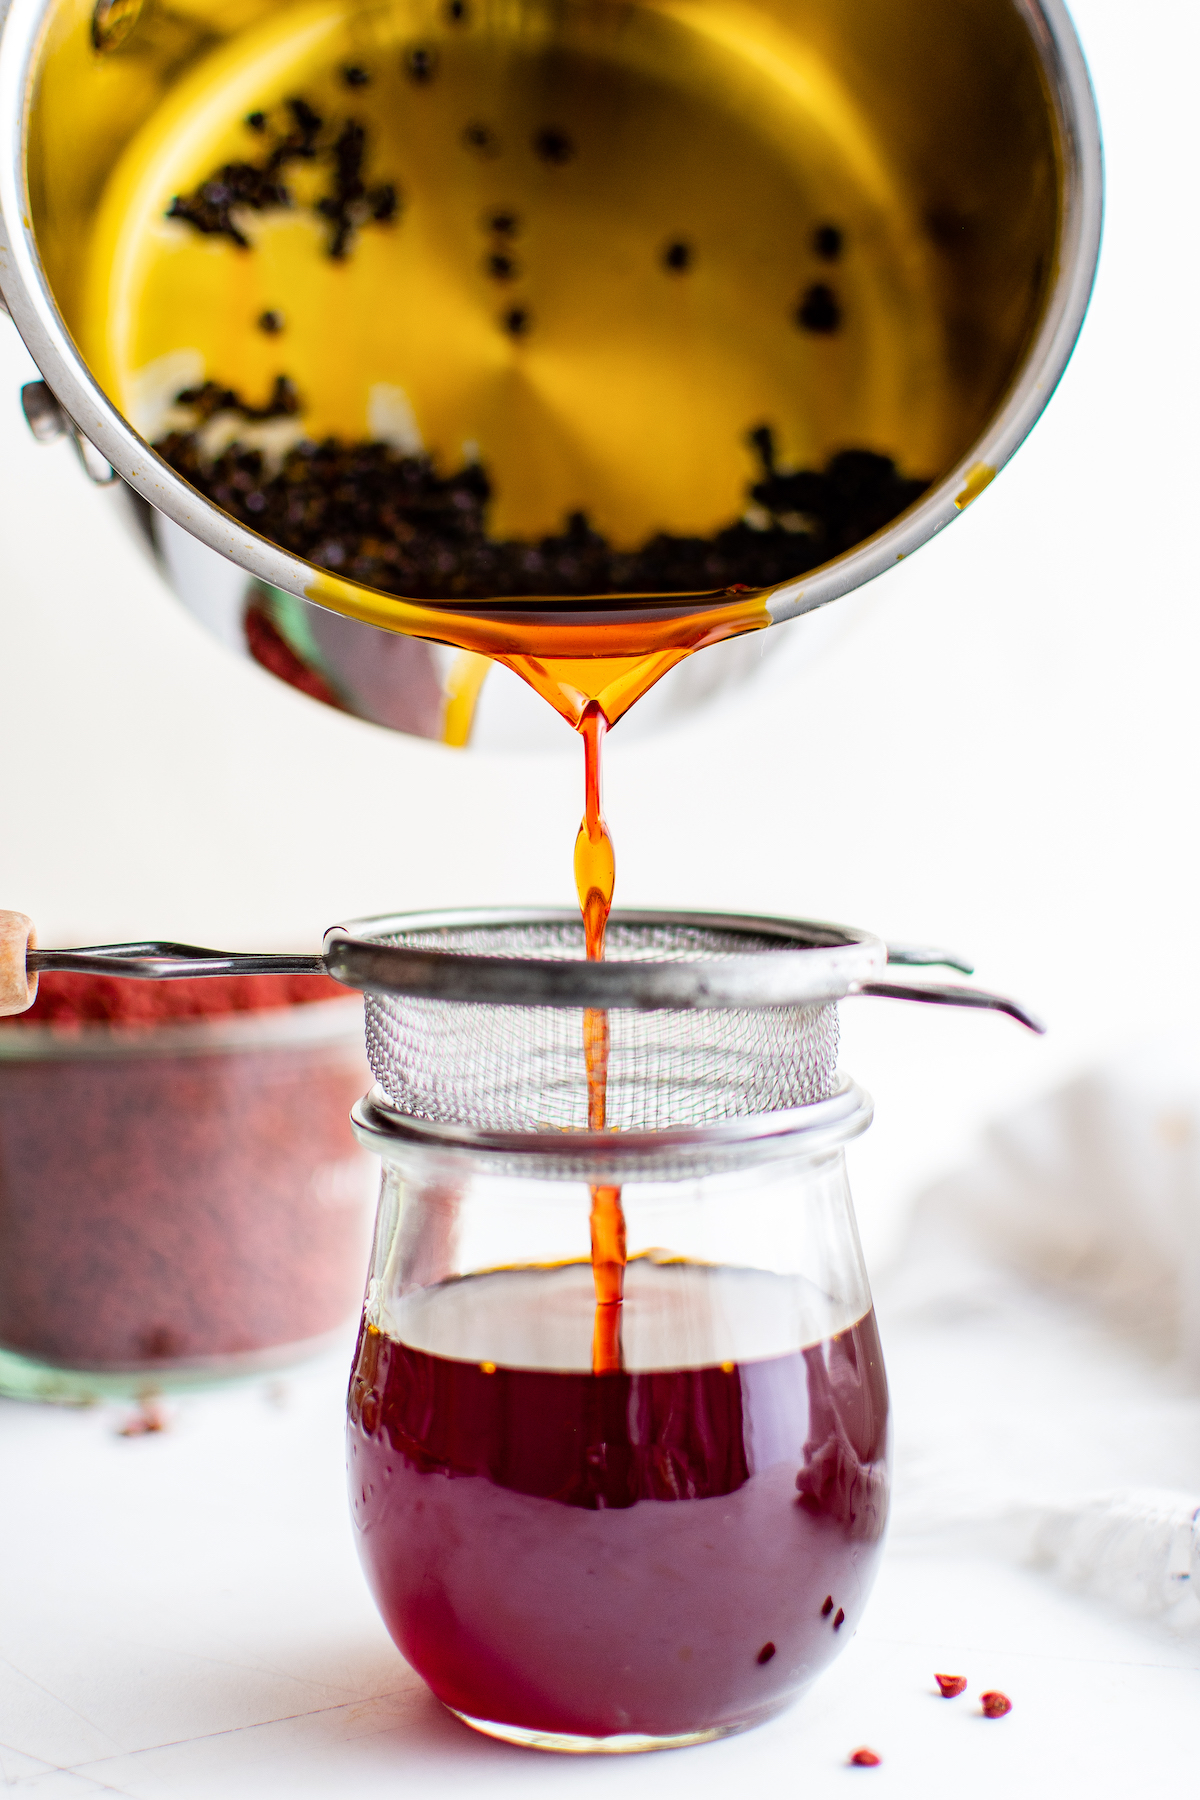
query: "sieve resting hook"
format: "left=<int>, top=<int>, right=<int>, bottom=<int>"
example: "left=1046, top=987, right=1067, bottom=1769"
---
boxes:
left=857, top=979, right=1044, bottom=1035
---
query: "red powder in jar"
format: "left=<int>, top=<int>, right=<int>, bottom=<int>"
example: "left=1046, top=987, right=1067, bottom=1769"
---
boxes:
left=0, top=977, right=372, bottom=1375
left=14, top=969, right=346, bottom=1026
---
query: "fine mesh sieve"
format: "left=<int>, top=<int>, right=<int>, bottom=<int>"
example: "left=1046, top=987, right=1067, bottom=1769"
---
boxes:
left=11, top=906, right=1042, bottom=1138
left=360, top=918, right=843, bottom=1132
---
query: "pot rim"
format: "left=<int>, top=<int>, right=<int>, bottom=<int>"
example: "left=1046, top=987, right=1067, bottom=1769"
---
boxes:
left=0, top=0, right=1102, bottom=634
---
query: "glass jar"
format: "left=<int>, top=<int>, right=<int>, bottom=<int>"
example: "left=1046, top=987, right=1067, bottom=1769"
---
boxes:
left=347, top=1079, right=887, bottom=1753
left=0, top=997, right=374, bottom=1401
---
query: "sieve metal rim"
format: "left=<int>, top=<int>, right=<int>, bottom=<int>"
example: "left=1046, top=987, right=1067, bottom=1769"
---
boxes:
left=324, top=908, right=887, bottom=1010
left=350, top=1075, right=873, bottom=1177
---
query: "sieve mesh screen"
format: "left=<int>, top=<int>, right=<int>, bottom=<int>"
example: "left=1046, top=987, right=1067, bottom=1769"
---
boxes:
left=362, top=919, right=840, bottom=1131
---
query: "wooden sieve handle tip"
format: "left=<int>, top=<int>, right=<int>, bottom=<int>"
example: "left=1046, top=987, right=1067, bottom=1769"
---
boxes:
left=0, top=911, right=38, bottom=1015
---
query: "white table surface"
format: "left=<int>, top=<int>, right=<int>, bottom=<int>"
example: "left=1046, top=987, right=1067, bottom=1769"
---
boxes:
left=4, top=1248, right=1198, bottom=1800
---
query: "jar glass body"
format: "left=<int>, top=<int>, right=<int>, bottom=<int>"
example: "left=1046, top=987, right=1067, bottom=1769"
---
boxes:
left=0, top=1002, right=374, bottom=1401
left=347, top=1089, right=888, bottom=1753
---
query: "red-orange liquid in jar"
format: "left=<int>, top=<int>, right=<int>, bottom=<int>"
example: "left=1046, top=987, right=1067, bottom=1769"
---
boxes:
left=347, top=1260, right=889, bottom=1743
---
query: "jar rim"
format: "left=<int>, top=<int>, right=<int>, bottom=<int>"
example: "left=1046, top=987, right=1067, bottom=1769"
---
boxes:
left=351, top=1076, right=872, bottom=1179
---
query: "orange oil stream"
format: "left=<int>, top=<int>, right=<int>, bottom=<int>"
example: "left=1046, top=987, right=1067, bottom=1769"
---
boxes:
left=311, top=576, right=773, bottom=1374
left=575, top=701, right=624, bottom=1375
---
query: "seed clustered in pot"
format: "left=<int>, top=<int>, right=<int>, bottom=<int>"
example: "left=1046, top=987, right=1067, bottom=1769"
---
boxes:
left=159, top=92, right=925, bottom=599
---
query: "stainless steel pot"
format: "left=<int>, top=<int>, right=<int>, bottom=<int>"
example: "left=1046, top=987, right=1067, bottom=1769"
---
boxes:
left=0, top=0, right=1102, bottom=746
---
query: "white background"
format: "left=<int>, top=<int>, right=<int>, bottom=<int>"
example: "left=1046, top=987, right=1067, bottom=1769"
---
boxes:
left=0, top=0, right=1197, bottom=1263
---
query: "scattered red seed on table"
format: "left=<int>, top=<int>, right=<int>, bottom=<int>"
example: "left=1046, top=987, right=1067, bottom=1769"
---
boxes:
left=849, top=1748, right=881, bottom=1767
left=980, top=1691, right=1012, bottom=1718
left=935, top=1674, right=968, bottom=1698
left=117, top=1398, right=168, bottom=1437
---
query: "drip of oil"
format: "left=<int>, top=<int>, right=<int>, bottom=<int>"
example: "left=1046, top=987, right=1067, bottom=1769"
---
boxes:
left=575, top=700, right=614, bottom=960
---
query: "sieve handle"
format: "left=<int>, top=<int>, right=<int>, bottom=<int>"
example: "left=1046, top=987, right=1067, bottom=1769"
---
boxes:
left=24, top=939, right=326, bottom=985
left=857, top=979, right=1044, bottom=1034
left=3, top=919, right=331, bottom=1018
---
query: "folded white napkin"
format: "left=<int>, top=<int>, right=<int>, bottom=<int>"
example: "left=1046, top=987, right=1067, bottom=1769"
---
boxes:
left=879, top=1044, right=1200, bottom=1628
left=896, top=1486, right=1200, bottom=1625
left=907, top=1036, right=1200, bottom=1369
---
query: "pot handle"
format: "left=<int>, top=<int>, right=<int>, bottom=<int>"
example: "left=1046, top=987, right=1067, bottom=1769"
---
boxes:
left=19, top=380, right=118, bottom=485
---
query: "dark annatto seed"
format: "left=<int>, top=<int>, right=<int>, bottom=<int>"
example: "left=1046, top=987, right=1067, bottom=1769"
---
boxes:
left=341, top=64, right=370, bottom=87
left=320, top=119, right=366, bottom=258
left=980, top=1691, right=1013, bottom=1718
left=663, top=240, right=692, bottom=273
left=154, top=382, right=929, bottom=601
left=174, top=374, right=300, bottom=421
left=286, top=96, right=323, bottom=146
left=533, top=126, right=574, bottom=164
left=849, top=1749, right=881, bottom=1768
left=797, top=282, right=841, bottom=333
left=463, top=121, right=500, bottom=157
left=405, top=44, right=438, bottom=83
left=486, top=252, right=518, bottom=281
left=257, top=309, right=284, bottom=334
left=503, top=306, right=530, bottom=337
left=167, top=158, right=292, bottom=249
left=813, top=222, right=843, bottom=260
left=935, top=1674, right=968, bottom=1698
left=371, top=185, right=399, bottom=223
left=445, top=0, right=470, bottom=20
left=168, top=96, right=398, bottom=259
left=486, top=209, right=519, bottom=236
left=756, top=1643, right=776, bottom=1665
left=833, top=1608, right=845, bottom=1630
left=820, top=1595, right=834, bottom=1617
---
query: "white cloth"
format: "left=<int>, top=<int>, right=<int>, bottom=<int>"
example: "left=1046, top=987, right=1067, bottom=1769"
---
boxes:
left=880, top=1047, right=1200, bottom=1629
